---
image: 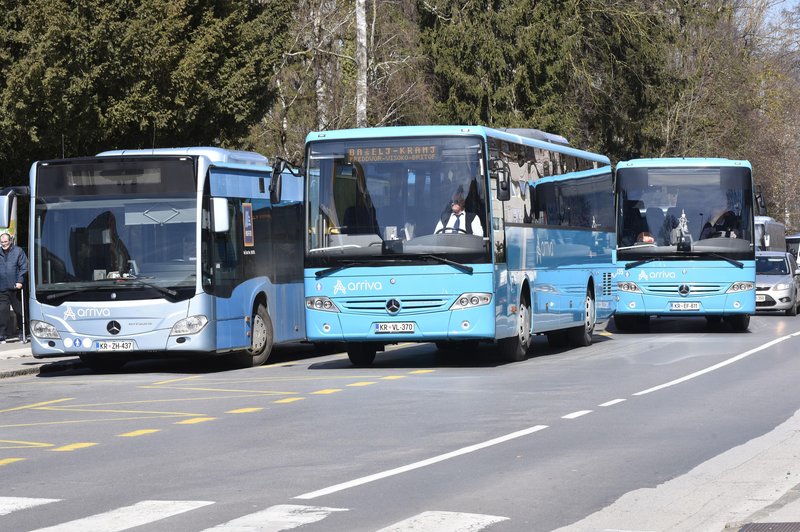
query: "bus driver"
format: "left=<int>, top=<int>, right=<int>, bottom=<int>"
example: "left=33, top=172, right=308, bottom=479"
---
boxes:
left=434, top=188, right=483, bottom=236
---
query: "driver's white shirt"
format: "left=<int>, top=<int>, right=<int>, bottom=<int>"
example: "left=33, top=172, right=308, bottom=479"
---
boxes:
left=435, top=212, right=484, bottom=236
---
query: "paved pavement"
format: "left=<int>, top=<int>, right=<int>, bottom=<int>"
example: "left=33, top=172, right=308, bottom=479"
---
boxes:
left=1, top=342, right=799, bottom=531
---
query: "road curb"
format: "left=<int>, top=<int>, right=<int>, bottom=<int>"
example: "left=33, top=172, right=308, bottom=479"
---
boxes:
left=0, top=357, right=83, bottom=379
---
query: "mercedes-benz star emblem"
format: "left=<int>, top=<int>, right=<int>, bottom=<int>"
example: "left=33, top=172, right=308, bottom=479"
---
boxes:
left=386, top=299, right=401, bottom=314
left=107, top=321, right=122, bottom=335
left=678, top=284, right=691, bottom=296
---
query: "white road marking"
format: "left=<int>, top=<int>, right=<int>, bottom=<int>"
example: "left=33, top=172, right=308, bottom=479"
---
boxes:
left=599, top=399, right=626, bottom=407
left=376, top=510, right=509, bottom=531
left=0, top=496, right=60, bottom=516
left=295, top=425, right=549, bottom=500
left=562, top=410, right=593, bottom=419
left=633, top=334, right=793, bottom=396
left=203, top=504, right=347, bottom=531
left=30, top=500, right=214, bottom=532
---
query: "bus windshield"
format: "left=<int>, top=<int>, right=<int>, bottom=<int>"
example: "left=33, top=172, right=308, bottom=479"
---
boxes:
left=34, top=196, right=197, bottom=301
left=306, top=136, right=491, bottom=266
left=617, top=166, right=754, bottom=260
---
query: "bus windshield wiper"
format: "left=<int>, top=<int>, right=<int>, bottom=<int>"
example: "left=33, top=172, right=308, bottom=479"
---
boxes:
left=114, top=278, right=179, bottom=298
left=45, top=287, right=104, bottom=301
left=625, top=257, right=659, bottom=270
left=315, top=260, right=399, bottom=278
left=703, top=253, right=743, bottom=268
left=419, top=254, right=473, bottom=274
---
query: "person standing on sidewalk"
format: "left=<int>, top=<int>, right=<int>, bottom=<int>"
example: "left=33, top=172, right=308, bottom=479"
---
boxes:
left=0, top=233, right=29, bottom=343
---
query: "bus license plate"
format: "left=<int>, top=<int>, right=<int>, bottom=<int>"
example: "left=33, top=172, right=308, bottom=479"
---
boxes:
left=375, top=322, right=415, bottom=334
left=670, top=301, right=700, bottom=311
left=95, top=340, right=135, bottom=351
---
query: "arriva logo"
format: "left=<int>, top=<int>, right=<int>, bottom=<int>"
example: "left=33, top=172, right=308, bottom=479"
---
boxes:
left=63, top=307, right=112, bottom=320
left=332, top=280, right=384, bottom=295
left=637, top=271, right=677, bottom=282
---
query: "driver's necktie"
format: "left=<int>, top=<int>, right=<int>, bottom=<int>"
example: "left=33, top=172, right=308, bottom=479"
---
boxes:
left=452, top=214, right=461, bottom=232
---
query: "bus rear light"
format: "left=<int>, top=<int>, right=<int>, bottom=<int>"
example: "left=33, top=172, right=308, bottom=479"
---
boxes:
left=617, top=281, right=642, bottom=293
left=306, top=296, right=339, bottom=312
left=170, top=315, right=208, bottom=336
left=727, top=282, right=754, bottom=293
left=30, top=320, right=60, bottom=339
left=450, top=292, right=492, bottom=311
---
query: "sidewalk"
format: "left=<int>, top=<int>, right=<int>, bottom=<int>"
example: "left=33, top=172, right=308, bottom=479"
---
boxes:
left=0, top=339, right=81, bottom=378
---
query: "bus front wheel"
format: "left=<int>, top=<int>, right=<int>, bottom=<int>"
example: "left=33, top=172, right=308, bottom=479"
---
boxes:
left=347, top=343, right=377, bottom=366
left=233, top=303, right=273, bottom=368
left=498, top=297, right=531, bottom=362
left=725, top=314, right=750, bottom=332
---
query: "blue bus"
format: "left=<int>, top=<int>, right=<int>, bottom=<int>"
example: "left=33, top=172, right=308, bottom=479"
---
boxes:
left=615, top=158, right=756, bottom=331
left=303, top=126, right=616, bottom=365
left=16, top=147, right=304, bottom=370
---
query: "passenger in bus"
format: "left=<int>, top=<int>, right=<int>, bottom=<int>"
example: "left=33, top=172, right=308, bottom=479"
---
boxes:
left=434, top=188, right=483, bottom=236
left=712, top=210, right=741, bottom=238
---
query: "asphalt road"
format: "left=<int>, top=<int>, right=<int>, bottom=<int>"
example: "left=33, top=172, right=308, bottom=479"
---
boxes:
left=1, top=314, right=800, bottom=531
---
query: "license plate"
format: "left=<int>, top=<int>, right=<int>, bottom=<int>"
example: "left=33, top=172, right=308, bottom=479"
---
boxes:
left=670, top=301, right=700, bottom=311
left=375, top=322, right=415, bottom=334
left=94, top=340, right=135, bottom=351
left=756, top=294, right=766, bottom=302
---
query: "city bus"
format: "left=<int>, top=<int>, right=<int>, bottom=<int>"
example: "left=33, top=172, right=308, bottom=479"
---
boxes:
left=615, top=158, right=755, bottom=331
left=303, top=126, right=616, bottom=365
left=754, top=215, right=786, bottom=251
left=8, top=147, right=304, bottom=370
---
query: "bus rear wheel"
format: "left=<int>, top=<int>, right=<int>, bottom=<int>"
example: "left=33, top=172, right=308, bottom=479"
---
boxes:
left=498, top=296, right=531, bottom=362
left=568, top=291, right=595, bottom=347
left=725, top=314, right=750, bottom=332
left=233, top=303, right=273, bottom=368
left=347, top=343, right=377, bottom=366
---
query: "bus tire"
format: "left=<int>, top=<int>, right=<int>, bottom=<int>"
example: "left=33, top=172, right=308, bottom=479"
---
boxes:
left=498, top=296, right=531, bottom=362
left=79, top=354, right=127, bottom=372
left=569, top=290, right=596, bottom=347
left=347, top=343, right=377, bottom=366
left=233, top=303, right=273, bottom=368
left=725, top=314, right=750, bottom=332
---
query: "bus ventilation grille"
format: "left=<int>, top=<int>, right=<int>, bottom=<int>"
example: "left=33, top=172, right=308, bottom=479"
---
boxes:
left=602, top=272, right=613, bottom=296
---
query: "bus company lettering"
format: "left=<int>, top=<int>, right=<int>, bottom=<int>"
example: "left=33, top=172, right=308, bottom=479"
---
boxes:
left=63, top=307, right=112, bottom=320
left=333, top=280, right=384, bottom=295
left=637, top=270, right=677, bottom=281
left=536, top=240, right=556, bottom=263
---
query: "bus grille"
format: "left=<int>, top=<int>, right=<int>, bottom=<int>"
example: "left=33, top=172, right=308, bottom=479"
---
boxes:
left=602, top=272, right=613, bottom=296
left=339, top=297, right=451, bottom=314
left=645, top=283, right=725, bottom=295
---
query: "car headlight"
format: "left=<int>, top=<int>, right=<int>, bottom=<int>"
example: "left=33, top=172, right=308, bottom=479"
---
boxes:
left=170, top=315, right=208, bottom=335
left=30, top=320, right=60, bottom=339
left=776, top=283, right=790, bottom=291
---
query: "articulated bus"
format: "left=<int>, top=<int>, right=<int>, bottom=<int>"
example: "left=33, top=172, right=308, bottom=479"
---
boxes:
left=615, top=158, right=756, bottom=331
left=303, top=126, right=616, bottom=365
left=9, top=148, right=304, bottom=371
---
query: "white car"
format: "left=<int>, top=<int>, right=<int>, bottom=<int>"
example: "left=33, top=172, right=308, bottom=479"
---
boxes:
left=755, top=251, right=800, bottom=316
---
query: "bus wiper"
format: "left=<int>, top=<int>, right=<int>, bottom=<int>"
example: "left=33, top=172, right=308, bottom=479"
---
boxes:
left=704, top=253, right=743, bottom=269
left=45, top=287, right=102, bottom=301
left=625, top=257, right=659, bottom=269
left=115, top=278, right=179, bottom=298
left=314, top=260, right=399, bottom=278
left=420, top=254, right=473, bottom=274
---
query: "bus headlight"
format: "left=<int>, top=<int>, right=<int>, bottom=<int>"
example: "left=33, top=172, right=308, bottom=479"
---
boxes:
left=30, top=320, right=60, bottom=339
left=306, top=296, right=339, bottom=312
left=617, top=281, right=642, bottom=293
left=171, top=315, right=209, bottom=335
left=450, top=292, right=492, bottom=310
left=727, top=282, right=754, bottom=293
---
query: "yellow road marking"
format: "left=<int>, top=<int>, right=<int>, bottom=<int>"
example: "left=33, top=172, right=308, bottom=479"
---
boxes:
left=599, top=331, right=613, bottom=337
left=381, top=376, right=406, bottom=380
left=0, top=398, right=74, bottom=413
left=409, top=370, right=435, bottom=374
left=0, top=458, right=26, bottom=466
left=346, top=382, right=376, bottom=387
left=274, top=398, right=304, bottom=404
left=117, top=429, right=161, bottom=437
left=175, top=417, right=216, bottom=425
left=0, top=440, right=54, bottom=449
left=50, top=442, right=98, bottom=452
left=152, top=375, right=203, bottom=385
left=311, top=389, right=341, bottom=395
left=140, top=386, right=299, bottom=396
left=226, top=408, right=264, bottom=414
left=39, top=406, right=203, bottom=417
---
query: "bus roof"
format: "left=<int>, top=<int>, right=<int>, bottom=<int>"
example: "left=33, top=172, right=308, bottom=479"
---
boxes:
left=617, top=157, right=752, bottom=170
left=305, top=125, right=610, bottom=165
left=96, top=147, right=271, bottom=167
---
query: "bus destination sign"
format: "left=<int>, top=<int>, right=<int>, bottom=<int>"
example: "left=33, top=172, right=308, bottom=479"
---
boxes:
left=347, top=145, right=438, bottom=163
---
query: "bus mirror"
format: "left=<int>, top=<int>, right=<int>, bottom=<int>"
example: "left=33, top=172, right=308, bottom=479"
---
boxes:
left=492, top=158, right=511, bottom=201
left=269, top=162, right=283, bottom=204
left=764, top=234, right=771, bottom=248
left=211, top=197, right=230, bottom=233
left=0, top=195, right=11, bottom=229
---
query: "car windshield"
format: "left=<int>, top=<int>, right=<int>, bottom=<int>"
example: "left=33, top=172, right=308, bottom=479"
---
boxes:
left=756, top=257, right=789, bottom=275
left=305, top=136, right=491, bottom=266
